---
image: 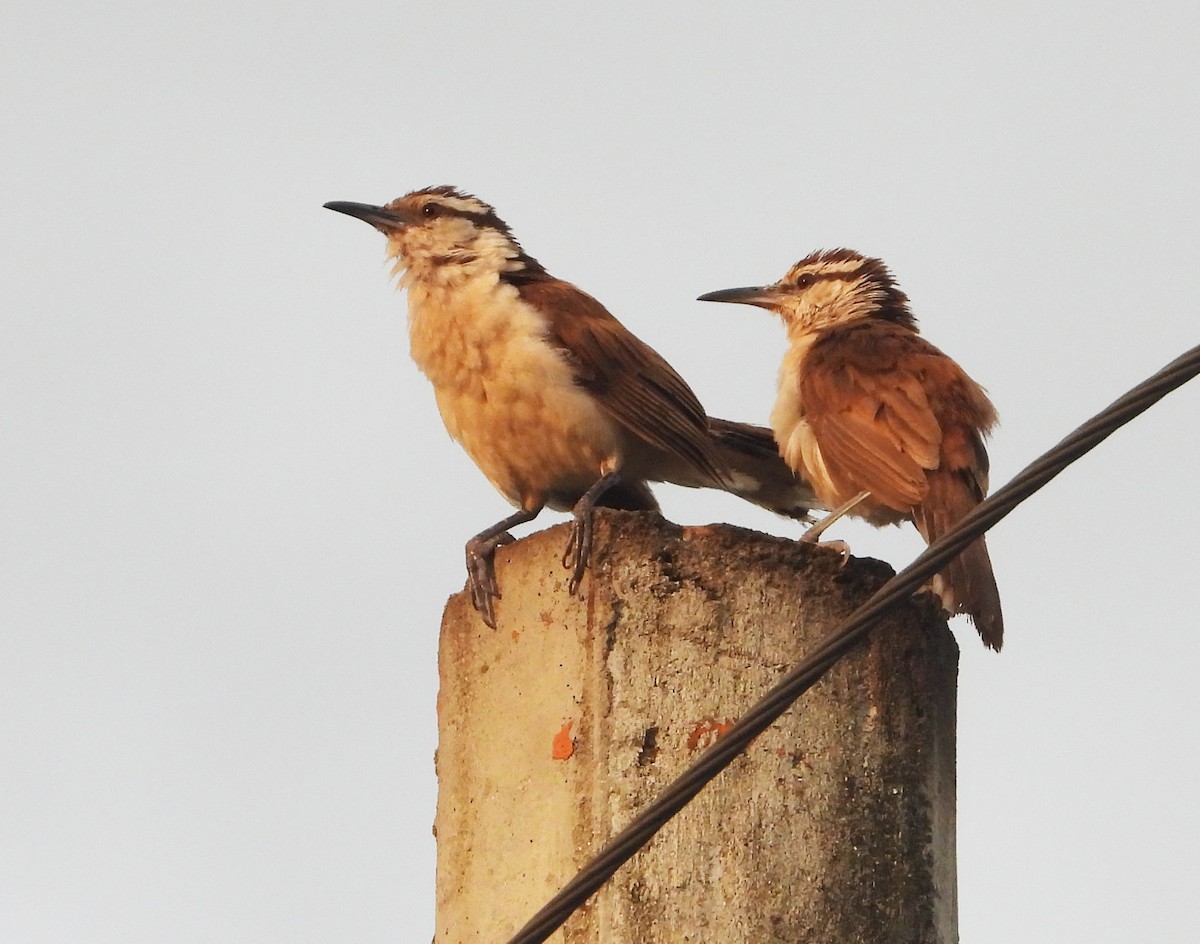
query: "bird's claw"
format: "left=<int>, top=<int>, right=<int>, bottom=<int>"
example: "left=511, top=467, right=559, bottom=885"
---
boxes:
left=465, top=532, right=515, bottom=628
left=562, top=512, right=593, bottom=596
left=800, top=532, right=852, bottom=567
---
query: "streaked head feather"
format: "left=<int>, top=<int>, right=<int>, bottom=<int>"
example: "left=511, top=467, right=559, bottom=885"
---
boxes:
left=775, top=248, right=915, bottom=331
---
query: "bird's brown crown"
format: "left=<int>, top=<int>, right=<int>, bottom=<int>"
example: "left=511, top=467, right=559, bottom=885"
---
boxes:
left=390, top=186, right=515, bottom=238
left=382, top=186, right=546, bottom=284
left=777, top=249, right=915, bottom=332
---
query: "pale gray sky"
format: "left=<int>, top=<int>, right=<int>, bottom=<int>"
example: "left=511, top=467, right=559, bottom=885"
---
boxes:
left=3, top=3, right=1198, bottom=941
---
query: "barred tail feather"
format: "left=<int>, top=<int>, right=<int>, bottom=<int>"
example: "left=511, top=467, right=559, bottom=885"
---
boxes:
left=916, top=472, right=1004, bottom=650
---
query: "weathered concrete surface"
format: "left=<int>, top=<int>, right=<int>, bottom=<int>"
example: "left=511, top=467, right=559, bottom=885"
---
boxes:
left=434, top=510, right=958, bottom=944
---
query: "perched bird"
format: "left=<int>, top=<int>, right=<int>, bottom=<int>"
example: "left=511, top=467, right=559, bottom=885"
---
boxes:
left=324, top=187, right=819, bottom=626
left=699, top=249, right=1004, bottom=649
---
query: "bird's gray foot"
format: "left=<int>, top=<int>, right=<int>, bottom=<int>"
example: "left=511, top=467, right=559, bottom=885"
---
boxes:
left=465, top=532, right=515, bottom=628
left=562, top=512, right=594, bottom=596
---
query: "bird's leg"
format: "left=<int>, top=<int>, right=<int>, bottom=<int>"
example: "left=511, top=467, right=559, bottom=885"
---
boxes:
left=562, top=469, right=623, bottom=595
left=465, top=506, right=542, bottom=628
left=800, top=490, right=871, bottom=559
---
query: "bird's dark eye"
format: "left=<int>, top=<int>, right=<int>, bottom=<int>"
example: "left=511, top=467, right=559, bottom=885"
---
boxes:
left=421, top=203, right=439, bottom=218
left=794, top=273, right=816, bottom=290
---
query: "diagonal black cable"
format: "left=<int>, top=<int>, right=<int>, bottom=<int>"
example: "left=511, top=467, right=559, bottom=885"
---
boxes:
left=502, top=343, right=1200, bottom=944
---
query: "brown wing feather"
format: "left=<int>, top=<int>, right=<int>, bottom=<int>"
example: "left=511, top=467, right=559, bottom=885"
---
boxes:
left=800, top=324, right=941, bottom=510
left=517, top=278, right=727, bottom=484
left=803, top=320, right=1001, bottom=646
left=816, top=414, right=928, bottom=508
left=801, top=321, right=996, bottom=513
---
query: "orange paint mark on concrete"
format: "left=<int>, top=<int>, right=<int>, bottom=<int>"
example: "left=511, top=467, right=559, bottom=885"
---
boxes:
left=552, top=720, right=575, bottom=760
left=687, top=719, right=734, bottom=751
left=511, top=630, right=521, bottom=642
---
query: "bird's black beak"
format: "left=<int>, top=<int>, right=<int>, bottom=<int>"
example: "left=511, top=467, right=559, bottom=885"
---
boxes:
left=323, top=201, right=410, bottom=234
left=697, top=285, right=781, bottom=310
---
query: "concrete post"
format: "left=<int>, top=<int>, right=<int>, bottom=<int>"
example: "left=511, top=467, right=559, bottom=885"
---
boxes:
left=434, top=510, right=958, bottom=944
